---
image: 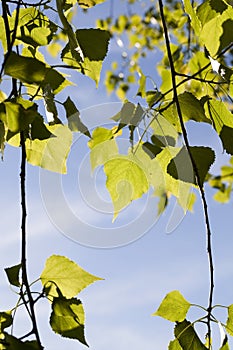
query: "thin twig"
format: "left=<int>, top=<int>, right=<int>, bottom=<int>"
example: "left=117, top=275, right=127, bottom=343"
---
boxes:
left=152, top=42, right=233, bottom=108
left=158, top=0, right=214, bottom=347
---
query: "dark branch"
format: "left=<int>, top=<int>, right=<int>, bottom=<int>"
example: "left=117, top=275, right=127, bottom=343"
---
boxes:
left=158, top=1, right=214, bottom=347
left=20, top=132, right=44, bottom=349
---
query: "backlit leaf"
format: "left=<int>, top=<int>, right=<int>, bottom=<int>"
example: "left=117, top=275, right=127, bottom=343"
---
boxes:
left=183, top=0, right=201, bottom=35
left=61, top=29, right=110, bottom=85
left=40, top=255, right=102, bottom=298
left=162, top=93, right=210, bottom=130
left=200, top=7, right=233, bottom=56
left=104, top=155, right=149, bottom=220
left=197, top=0, right=227, bottom=26
left=88, top=127, right=119, bottom=170
left=168, top=339, right=182, bottom=350
left=205, top=99, right=233, bottom=133
left=4, top=52, right=65, bottom=92
left=153, top=290, right=190, bottom=322
left=26, top=125, right=72, bottom=174
left=1, top=100, right=35, bottom=133
left=50, top=297, right=87, bottom=345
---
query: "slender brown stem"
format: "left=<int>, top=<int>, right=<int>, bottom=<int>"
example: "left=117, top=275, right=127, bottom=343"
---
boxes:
left=158, top=0, right=214, bottom=347
left=20, top=132, right=44, bottom=349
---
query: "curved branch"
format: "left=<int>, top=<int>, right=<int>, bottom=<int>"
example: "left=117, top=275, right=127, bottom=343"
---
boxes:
left=158, top=1, right=214, bottom=347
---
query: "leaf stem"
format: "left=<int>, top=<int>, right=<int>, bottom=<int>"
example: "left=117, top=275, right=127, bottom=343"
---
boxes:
left=158, top=1, right=214, bottom=347
left=20, top=132, right=44, bottom=349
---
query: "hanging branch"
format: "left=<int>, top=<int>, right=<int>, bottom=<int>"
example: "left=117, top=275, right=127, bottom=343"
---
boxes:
left=3, top=0, right=44, bottom=346
left=20, top=132, right=44, bottom=349
left=158, top=0, right=214, bottom=347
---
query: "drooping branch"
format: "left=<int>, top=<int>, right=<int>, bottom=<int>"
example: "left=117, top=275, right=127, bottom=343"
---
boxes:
left=20, top=134, right=43, bottom=349
left=158, top=0, right=214, bottom=347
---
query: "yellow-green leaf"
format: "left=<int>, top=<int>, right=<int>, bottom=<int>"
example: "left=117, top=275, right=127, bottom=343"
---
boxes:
left=104, top=155, right=149, bottom=220
left=153, top=290, right=190, bottom=322
left=50, top=297, right=87, bottom=345
left=88, top=127, right=119, bottom=171
left=26, top=125, right=72, bottom=174
left=40, top=255, right=102, bottom=298
left=168, top=339, right=182, bottom=350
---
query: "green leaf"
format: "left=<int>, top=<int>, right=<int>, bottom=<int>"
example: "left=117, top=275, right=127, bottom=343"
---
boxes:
left=26, top=125, right=72, bottom=174
left=226, top=304, right=233, bottom=336
left=77, top=0, right=106, bottom=8
left=146, top=90, right=162, bottom=108
left=200, top=7, right=233, bottom=56
left=197, top=0, right=227, bottom=26
left=167, top=146, right=215, bottom=186
left=168, top=339, right=182, bottom=350
left=1, top=100, right=35, bottom=133
left=205, top=99, right=233, bottom=133
left=62, top=29, right=110, bottom=85
left=62, top=48, right=103, bottom=86
left=88, top=127, right=119, bottom=170
left=162, top=93, right=210, bottom=131
left=136, top=71, right=147, bottom=98
left=104, top=155, right=149, bottom=220
left=40, top=255, right=102, bottom=298
left=183, top=0, right=201, bottom=36
left=50, top=297, right=87, bottom=345
left=4, top=52, right=65, bottom=92
left=175, top=320, right=208, bottom=350
left=178, top=92, right=210, bottom=123
left=205, top=99, right=233, bottom=154
left=151, top=113, right=179, bottom=141
left=4, top=264, right=21, bottom=287
left=0, top=312, right=13, bottom=331
left=153, top=291, right=191, bottom=322
left=76, top=29, right=110, bottom=61
left=63, top=97, right=90, bottom=137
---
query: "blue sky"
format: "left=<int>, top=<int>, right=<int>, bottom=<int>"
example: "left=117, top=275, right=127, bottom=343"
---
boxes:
left=0, top=1, right=233, bottom=349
